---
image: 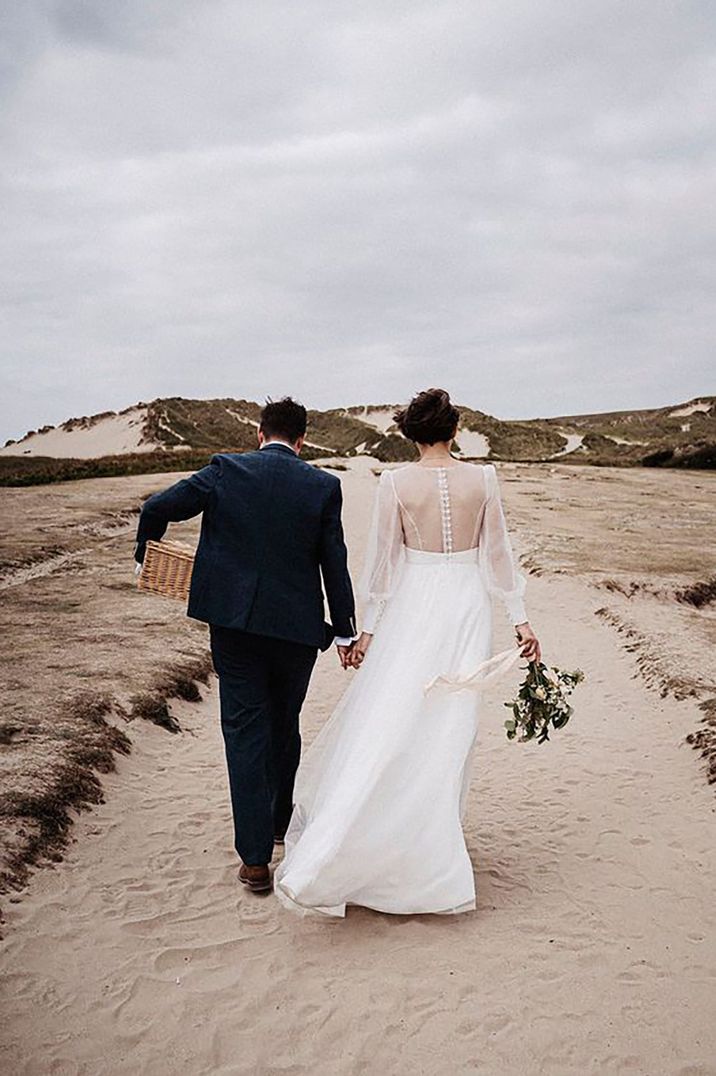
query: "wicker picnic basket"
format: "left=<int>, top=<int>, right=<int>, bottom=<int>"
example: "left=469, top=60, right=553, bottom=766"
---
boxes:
left=137, top=540, right=195, bottom=601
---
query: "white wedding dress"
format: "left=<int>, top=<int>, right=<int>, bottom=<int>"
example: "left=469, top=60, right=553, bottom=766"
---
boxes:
left=274, top=459, right=529, bottom=917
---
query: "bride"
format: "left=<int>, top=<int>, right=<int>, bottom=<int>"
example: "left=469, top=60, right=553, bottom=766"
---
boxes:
left=274, top=388, right=541, bottom=917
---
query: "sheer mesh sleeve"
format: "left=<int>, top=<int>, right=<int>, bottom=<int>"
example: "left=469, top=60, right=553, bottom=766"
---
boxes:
left=479, top=463, right=528, bottom=626
left=358, top=469, right=405, bottom=633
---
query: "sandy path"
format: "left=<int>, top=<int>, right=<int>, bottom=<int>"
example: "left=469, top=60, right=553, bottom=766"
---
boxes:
left=2, top=559, right=714, bottom=1076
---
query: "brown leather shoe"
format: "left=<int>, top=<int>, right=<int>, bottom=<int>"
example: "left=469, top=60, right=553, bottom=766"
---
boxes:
left=238, top=863, right=272, bottom=892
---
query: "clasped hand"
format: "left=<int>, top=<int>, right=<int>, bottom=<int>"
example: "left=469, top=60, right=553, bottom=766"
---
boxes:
left=336, top=632, right=373, bottom=670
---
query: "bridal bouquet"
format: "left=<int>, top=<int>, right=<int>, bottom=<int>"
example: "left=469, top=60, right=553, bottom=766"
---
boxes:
left=503, top=660, right=584, bottom=744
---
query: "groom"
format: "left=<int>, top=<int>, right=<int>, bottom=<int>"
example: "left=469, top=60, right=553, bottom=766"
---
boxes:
left=134, top=397, right=357, bottom=893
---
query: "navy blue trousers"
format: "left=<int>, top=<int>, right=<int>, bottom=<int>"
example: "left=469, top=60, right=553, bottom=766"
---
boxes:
left=209, top=625, right=318, bottom=866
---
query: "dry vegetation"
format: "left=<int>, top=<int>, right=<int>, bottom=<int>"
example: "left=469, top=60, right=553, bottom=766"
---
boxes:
left=687, top=697, right=716, bottom=784
left=0, top=472, right=215, bottom=919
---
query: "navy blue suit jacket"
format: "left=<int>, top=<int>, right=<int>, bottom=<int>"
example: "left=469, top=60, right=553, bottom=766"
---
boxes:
left=134, top=443, right=356, bottom=651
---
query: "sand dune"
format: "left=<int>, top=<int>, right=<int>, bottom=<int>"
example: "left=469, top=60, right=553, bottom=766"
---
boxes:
left=1, top=458, right=715, bottom=1074
left=0, top=407, right=156, bottom=459
left=455, top=428, right=490, bottom=458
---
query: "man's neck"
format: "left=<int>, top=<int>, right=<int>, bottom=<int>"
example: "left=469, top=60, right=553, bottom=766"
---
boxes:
left=260, top=438, right=297, bottom=454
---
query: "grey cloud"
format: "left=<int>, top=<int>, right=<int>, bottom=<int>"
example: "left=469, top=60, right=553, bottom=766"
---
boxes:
left=1, top=0, right=714, bottom=441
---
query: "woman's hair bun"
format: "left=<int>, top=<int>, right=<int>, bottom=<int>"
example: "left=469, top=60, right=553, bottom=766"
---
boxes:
left=393, top=388, right=460, bottom=445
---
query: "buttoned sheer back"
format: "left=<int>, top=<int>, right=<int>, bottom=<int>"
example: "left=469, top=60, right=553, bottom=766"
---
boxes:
left=390, top=460, right=489, bottom=553
left=358, top=459, right=528, bottom=629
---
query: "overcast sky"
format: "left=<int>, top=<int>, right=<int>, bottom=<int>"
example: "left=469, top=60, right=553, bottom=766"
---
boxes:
left=1, top=1, right=714, bottom=444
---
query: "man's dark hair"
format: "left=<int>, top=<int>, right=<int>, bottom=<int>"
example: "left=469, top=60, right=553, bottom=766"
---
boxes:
left=259, top=396, right=307, bottom=443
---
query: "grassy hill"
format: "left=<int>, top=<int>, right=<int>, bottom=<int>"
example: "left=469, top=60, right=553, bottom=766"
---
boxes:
left=1, top=394, right=714, bottom=485
left=543, top=397, right=716, bottom=467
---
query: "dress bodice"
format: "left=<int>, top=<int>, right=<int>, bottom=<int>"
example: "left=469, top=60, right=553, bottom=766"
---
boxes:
left=358, top=459, right=528, bottom=630
left=388, top=460, right=491, bottom=554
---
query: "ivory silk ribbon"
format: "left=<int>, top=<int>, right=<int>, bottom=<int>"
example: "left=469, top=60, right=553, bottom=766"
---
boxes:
left=423, top=644, right=524, bottom=695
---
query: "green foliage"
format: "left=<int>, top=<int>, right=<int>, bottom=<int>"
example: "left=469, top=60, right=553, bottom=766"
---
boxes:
left=503, top=661, right=584, bottom=744
left=306, top=409, right=380, bottom=455
left=370, top=433, right=417, bottom=462
left=545, top=397, right=716, bottom=470
left=642, top=441, right=716, bottom=469
left=145, top=397, right=261, bottom=450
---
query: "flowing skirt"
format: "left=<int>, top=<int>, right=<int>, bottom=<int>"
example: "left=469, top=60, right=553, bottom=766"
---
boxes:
left=274, top=547, right=502, bottom=918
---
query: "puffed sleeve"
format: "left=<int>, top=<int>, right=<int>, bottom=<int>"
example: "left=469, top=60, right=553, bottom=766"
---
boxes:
left=478, top=463, right=528, bottom=626
left=358, top=469, right=405, bottom=633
